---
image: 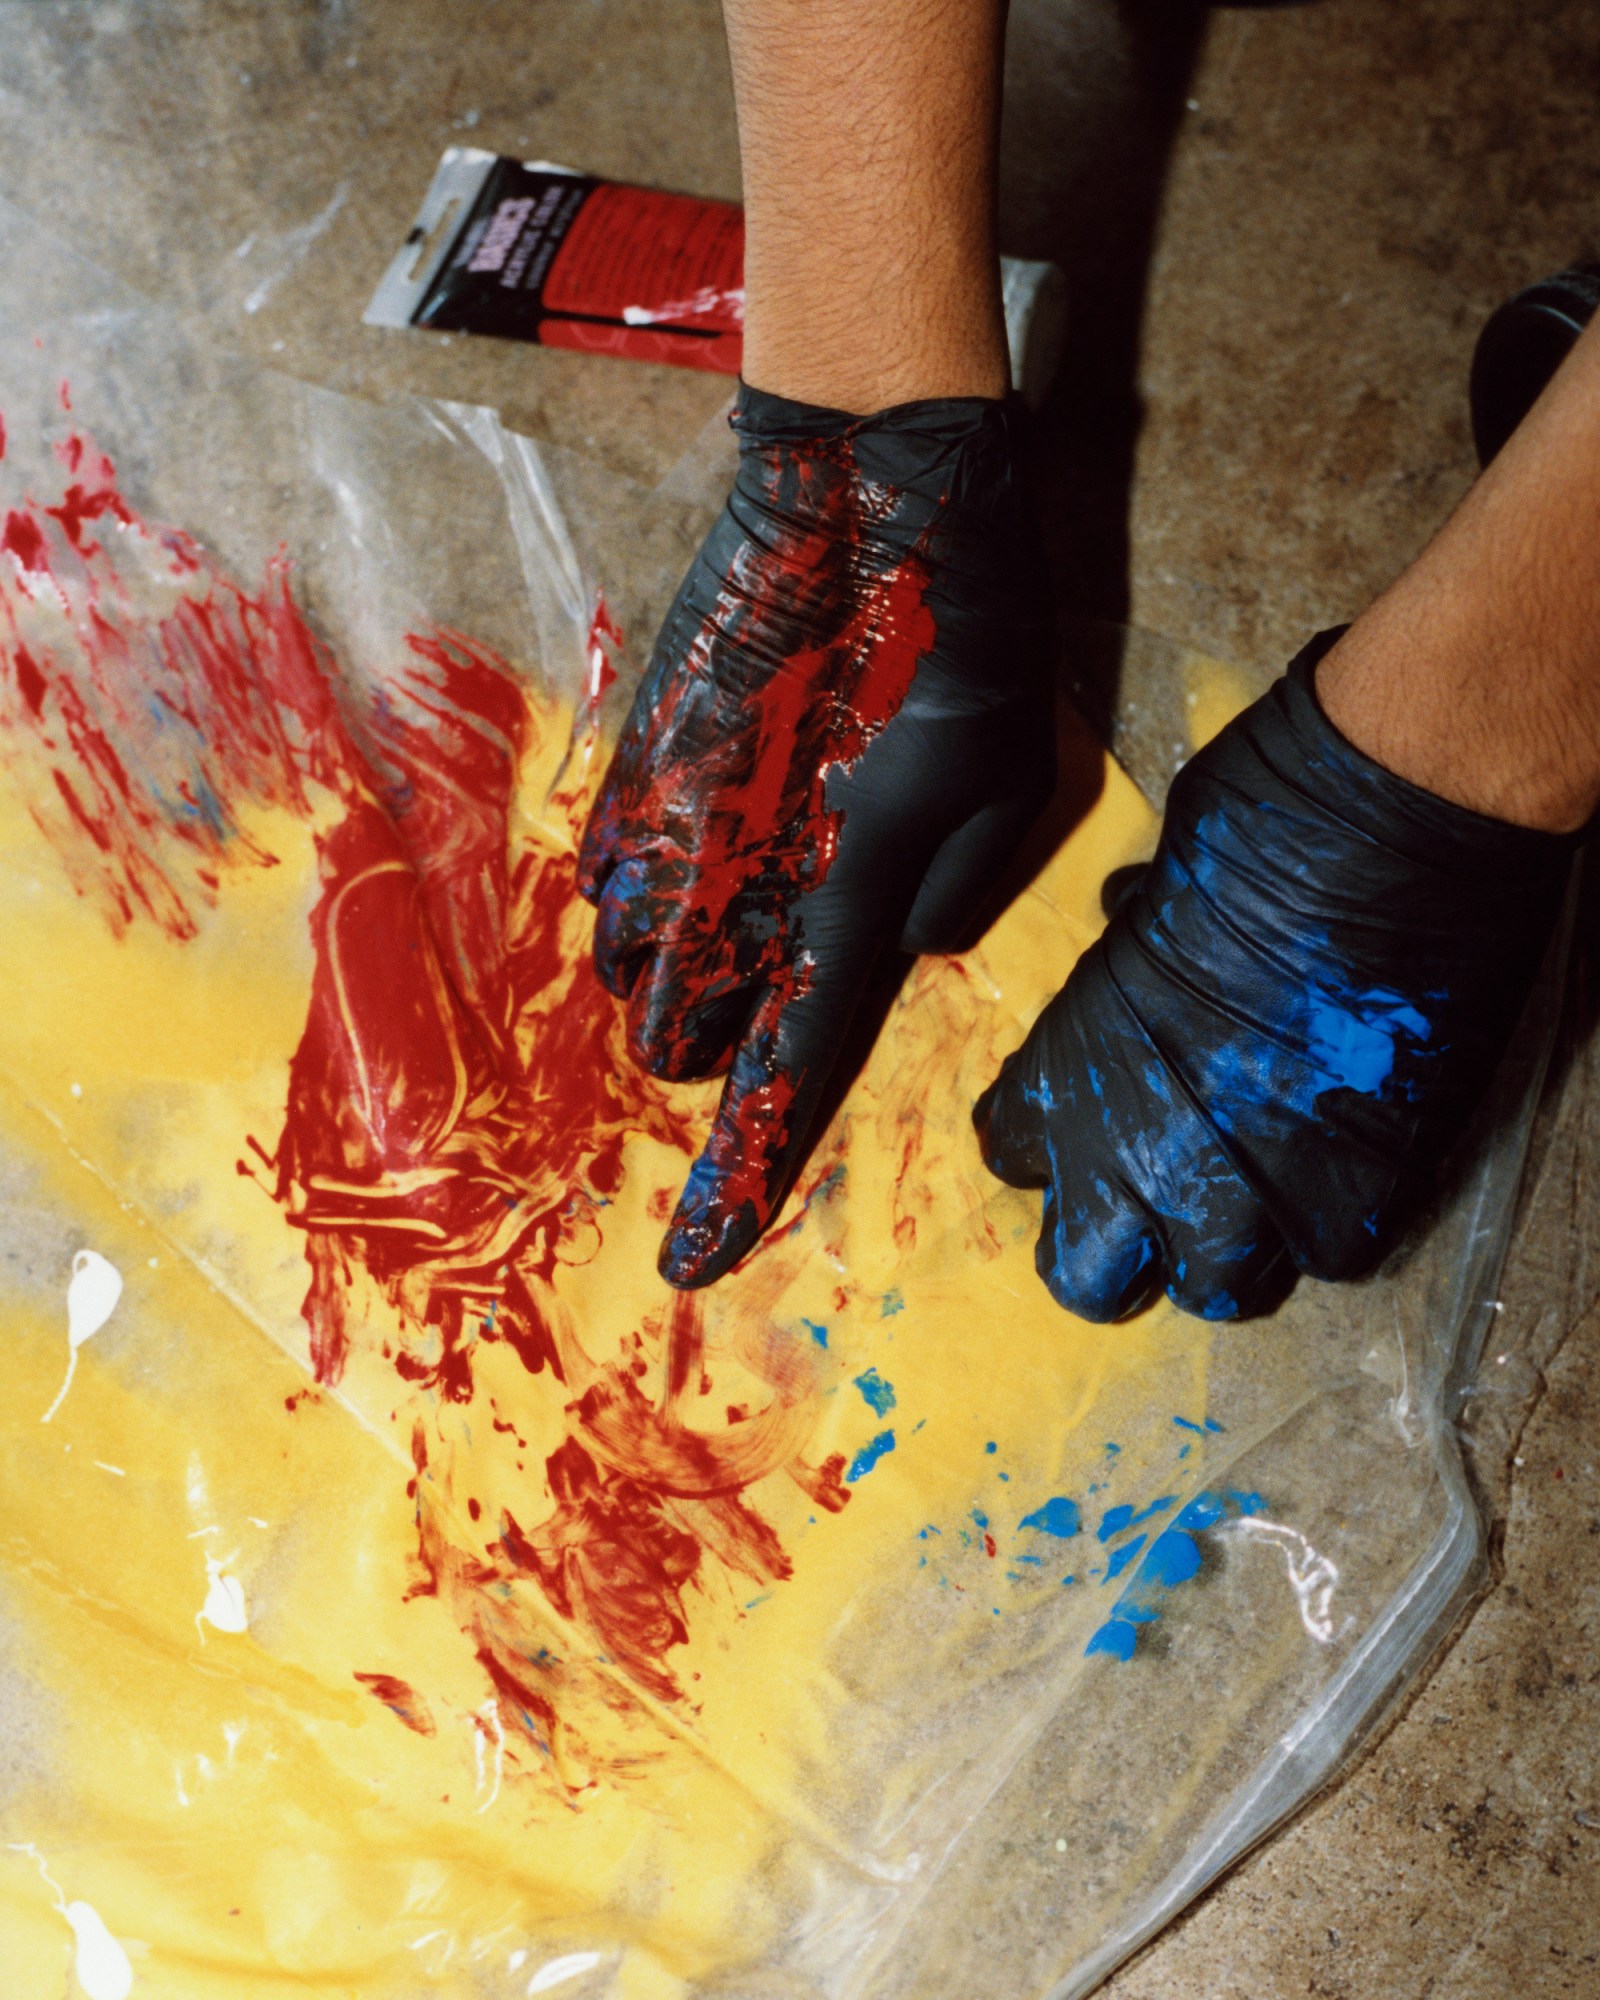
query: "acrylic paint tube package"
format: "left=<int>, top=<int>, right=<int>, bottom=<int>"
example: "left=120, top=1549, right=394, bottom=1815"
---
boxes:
left=0, top=192, right=1574, bottom=2000
left=364, top=147, right=1069, bottom=406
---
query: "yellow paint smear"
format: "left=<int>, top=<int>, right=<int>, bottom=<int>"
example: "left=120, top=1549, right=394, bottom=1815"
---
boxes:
left=0, top=647, right=1246, bottom=1996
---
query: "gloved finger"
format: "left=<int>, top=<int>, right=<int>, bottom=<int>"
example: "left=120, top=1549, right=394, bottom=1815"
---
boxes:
left=972, top=1051, right=1062, bottom=1189
left=575, top=765, right=634, bottom=905
left=1035, top=1179, right=1163, bottom=1323
left=1157, top=1193, right=1293, bottom=1322
left=900, top=787, right=1050, bottom=955
left=1099, top=862, right=1148, bottom=922
left=589, top=853, right=667, bottom=998
left=658, top=945, right=872, bottom=1289
left=620, top=916, right=772, bottom=1088
left=626, top=933, right=758, bottom=1082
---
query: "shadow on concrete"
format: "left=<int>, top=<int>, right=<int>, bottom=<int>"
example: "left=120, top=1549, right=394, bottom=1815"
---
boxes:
left=1000, top=0, right=1211, bottom=740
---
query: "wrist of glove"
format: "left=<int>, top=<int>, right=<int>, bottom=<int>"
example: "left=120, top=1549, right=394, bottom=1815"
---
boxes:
left=975, top=628, right=1582, bottom=1323
left=580, top=381, right=1054, bottom=1289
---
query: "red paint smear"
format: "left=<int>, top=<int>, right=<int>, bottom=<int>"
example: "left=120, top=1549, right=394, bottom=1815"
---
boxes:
left=354, top=1671, right=437, bottom=1736
left=585, top=590, right=624, bottom=710
left=0, top=407, right=851, bottom=1772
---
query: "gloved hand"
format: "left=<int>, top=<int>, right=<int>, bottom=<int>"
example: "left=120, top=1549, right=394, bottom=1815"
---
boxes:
left=580, top=384, right=1053, bottom=1288
left=974, top=631, right=1580, bottom=1323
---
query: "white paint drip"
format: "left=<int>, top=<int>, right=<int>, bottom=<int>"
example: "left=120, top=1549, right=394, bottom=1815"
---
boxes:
left=527, top=1952, right=603, bottom=1994
left=621, top=282, right=743, bottom=326
left=7, top=1844, right=134, bottom=2000
left=474, top=1697, right=505, bottom=1812
left=65, top=1902, right=135, bottom=2000
left=196, top=1553, right=248, bottom=1637
left=1230, top=1517, right=1341, bottom=1643
left=42, top=1250, right=123, bottom=1423
left=242, top=183, right=349, bottom=315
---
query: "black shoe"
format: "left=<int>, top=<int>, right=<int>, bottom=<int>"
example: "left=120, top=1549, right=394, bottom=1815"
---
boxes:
left=1470, top=263, right=1600, bottom=468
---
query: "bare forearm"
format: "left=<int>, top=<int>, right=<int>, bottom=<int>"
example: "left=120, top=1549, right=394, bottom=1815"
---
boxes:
left=1318, top=315, right=1600, bottom=833
left=725, top=0, right=1010, bottom=411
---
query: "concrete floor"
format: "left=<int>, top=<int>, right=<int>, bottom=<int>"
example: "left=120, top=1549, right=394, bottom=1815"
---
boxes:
left=1, top=0, right=1598, bottom=1993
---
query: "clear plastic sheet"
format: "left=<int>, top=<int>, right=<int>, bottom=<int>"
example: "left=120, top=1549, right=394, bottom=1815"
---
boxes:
left=0, top=199, right=1570, bottom=2000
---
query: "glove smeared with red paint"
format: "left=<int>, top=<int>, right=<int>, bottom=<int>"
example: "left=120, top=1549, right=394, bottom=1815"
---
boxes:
left=579, top=384, right=1052, bottom=1288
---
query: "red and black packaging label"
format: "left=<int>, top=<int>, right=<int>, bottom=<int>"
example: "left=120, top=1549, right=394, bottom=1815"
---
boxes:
left=416, top=159, right=745, bottom=373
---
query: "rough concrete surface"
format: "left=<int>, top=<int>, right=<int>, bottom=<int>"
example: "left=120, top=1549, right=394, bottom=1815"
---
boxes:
left=0, top=0, right=1597, bottom=1993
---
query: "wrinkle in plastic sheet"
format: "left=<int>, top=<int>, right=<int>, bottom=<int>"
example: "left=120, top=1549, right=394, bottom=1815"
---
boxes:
left=0, top=203, right=1564, bottom=2000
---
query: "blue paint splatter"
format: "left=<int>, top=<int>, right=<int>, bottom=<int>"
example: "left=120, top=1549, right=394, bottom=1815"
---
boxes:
left=880, top=1288, right=905, bottom=1317
left=1084, top=1487, right=1266, bottom=1662
left=1085, top=1620, right=1136, bottom=1661
left=853, top=1367, right=896, bottom=1416
left=846, top=1430, right=896, bottom=1482
left=1097, top=1495, right=1177, bottom=1542
left=1104, top=1534, right=1147, bottom=1581
left=970, top=1506, right=989, bottom=1531
left=1172, top=1415, right=1224, bottom=1436
left=1104, top=1440, right=1121, bottom=1456
left=985, top=1440, right=998, bottom=1454
left=1138, top=1527, right=1201, bottom=1587
left=1019, top=1496, right=1082, bottom=1539
left=1305, top=988, right=1430, bottom=1099
left=803, top=1319, right=829, bottom=1349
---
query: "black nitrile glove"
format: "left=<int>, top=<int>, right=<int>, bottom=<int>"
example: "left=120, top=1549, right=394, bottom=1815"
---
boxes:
left=579, top=383, right=1053, bottom=1288
left=974, top=631, right=1580, bottom=1323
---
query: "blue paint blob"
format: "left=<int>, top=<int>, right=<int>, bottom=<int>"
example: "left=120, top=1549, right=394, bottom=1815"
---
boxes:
left=880, top=1288, right=905, bottom=1317
left=845, top=1430, right=896, bottom=1482
left=1136, top=1528, right=1202, bottom=1588
left=985, top=1440, right=998, bottom=1454
left=1304, top=988, right=1431, bottom=1100
left=1174, top=1493, right=1226, bottom=1531
left=802, top=1319, right=829, bottom=1348
left=1019, top=1496, right=1082, bottom=1539
left=853, top=1367, right=897, bottom=1416
left=1085, top=1618, right=1137, bottom=1661
left=1104, top=1534, right=1147, bottom=1581
left=1096, top=1495, right=1177, bottom=1544
left=1080, top=1486, right=1269, bottom=1663
left=970, top=1506, right=989, bottom=1530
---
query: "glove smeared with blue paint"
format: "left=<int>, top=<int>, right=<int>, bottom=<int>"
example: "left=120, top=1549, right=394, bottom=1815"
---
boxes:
left=974, top=629, right=1580, bottom=1323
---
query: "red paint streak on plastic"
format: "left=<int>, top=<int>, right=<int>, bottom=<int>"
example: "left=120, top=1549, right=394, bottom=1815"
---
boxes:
left=0, top=411, right=843, bottom=1759
left=353, top=1671, right=438, bottom=1736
